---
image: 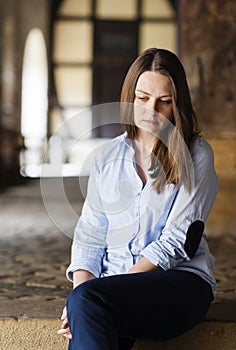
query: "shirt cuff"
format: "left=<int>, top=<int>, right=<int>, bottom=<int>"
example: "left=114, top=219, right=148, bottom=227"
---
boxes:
left=66, top=245, right=105, bottom=282
left=66, top=259, right=101, bottom=282
left=141, top=242, right=172, bottom=271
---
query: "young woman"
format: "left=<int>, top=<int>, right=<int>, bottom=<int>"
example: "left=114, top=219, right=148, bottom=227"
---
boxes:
left=58, top=48, right=218, bottom=350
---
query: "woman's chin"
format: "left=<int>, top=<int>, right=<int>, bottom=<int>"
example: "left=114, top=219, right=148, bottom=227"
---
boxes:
left=138, top=122, right=162, bottom=136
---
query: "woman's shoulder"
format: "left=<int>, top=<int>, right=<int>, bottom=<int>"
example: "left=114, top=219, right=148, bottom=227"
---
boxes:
left=94, top=132, right=127, bottom=164
left=191, top=136, right=215, bottom=166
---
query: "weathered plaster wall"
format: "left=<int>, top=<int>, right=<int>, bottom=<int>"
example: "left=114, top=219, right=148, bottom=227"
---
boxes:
left=179, top=0, right=236, bottom=137
left=179, top=0, right=236, bottom=235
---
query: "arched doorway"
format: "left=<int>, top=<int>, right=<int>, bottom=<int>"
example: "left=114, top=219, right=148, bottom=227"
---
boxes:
left=20, top=28, right=48, bottom=176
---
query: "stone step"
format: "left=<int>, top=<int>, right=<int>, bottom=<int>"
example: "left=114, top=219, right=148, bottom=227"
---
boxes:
left=1, top=300, right=236, bottom=350
left=1, top=318, right=236, bottom=350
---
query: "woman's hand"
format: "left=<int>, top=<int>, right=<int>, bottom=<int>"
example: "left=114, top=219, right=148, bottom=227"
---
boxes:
left=58, top=270, right=95, bottom=339
left=127, top=256, right=163, bottom=274
left=57, top=306, right=72, bottom=339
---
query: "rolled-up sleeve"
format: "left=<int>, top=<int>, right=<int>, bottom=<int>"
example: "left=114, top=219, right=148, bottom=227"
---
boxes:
left=141, top=139, right=218, bottom=270
left=66, top=159, right=108, bottom=282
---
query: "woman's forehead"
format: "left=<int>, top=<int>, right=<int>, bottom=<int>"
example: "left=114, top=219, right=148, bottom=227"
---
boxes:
left=136, top=71, right=171, bottom=96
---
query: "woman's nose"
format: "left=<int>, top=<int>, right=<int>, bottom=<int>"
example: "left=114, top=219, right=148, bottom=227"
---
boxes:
left=148, top=99, right=158, bottom=112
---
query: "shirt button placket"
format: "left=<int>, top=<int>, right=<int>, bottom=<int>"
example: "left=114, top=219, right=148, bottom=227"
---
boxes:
left=136, top=192, right=141, bottom=217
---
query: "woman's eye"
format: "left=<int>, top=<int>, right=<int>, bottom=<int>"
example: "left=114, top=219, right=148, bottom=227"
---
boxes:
left=160, top=100, right=171, bottom=105
left=137, top=96, right=147, bottom=101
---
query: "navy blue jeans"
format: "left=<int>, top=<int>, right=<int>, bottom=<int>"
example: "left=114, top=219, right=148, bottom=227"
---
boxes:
left=67, top=270, right=213, bottom=350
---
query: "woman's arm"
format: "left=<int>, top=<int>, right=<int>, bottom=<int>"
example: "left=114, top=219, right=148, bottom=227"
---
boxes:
left=140, top=138, right=219, bottom=271
left=66, top=158, right=108, bottom=282
left=59, top=157, right=107, bottom=339
left=73, top=269, right=95, bottom=289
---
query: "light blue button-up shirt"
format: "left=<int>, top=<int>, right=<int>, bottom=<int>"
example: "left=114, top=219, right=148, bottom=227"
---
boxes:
left=66, top=133, right=218, bottom=291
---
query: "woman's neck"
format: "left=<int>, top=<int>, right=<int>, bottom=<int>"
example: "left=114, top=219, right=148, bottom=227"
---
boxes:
left=133, top=132, right=154, bottom=188
left=133, top=139, right=151, bottom=159
left=135, top=129, right=157, bottom=152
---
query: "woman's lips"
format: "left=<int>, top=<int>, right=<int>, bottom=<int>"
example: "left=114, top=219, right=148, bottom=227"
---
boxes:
left=142, top=119, right=158, bottom=124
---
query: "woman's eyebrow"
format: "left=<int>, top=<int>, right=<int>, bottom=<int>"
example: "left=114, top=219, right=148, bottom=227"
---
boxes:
left=135, top=89, right=151, bottom=96
left=135, top=89, right=171, bottom=98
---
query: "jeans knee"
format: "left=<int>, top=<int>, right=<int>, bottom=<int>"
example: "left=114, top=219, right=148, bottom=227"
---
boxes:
left=67, top=281, right=89, bottom=311
left=67, top=278, right=103, bottom=314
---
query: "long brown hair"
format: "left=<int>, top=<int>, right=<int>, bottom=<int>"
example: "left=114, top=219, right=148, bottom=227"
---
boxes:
left=121, top=48, right=200, bottom=193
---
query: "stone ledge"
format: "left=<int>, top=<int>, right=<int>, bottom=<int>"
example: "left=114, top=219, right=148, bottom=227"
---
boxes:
left=0, top=318, right=235, bottom=350
left=0, top=299, right=65, bottom=320
left=1, top=299, right=236, bottom=323
left=1, top=299, right=236, bottom=350
left=207, top=301, right=236, bottom=323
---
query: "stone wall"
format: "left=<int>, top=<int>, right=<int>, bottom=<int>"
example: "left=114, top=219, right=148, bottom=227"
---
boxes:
left=179, top=0, right=236, bottom=138
left=179, top=0, right=236, bottom=235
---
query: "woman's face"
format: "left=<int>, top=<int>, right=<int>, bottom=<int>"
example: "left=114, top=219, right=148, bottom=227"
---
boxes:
left=133, top=71, right=173, bottom=137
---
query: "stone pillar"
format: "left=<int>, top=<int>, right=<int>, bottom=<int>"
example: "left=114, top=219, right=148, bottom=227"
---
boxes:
left=0, top=0, right=19, bottom=185
left=0, top=0, right=51, bottom=186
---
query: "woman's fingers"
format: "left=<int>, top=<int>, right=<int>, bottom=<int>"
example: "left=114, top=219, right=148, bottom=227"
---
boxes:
left=58, top=327, right=69, bottom=334
left=61, top=317, right=68, bottom=329
left=63, top=333, right=72, bottom=340
left=58, top=306, right=72, bottom=339
left=57, top=327, right=72, bottom=339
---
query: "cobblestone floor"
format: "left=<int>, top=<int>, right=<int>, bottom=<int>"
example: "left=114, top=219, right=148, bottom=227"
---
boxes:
left=0, top=179, right=236, bottom=321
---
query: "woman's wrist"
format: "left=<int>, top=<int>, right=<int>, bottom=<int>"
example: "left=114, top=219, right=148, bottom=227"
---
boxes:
left=73, top=269, right=95, bottom=289
left=127, top=256, right=162, bottom=274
